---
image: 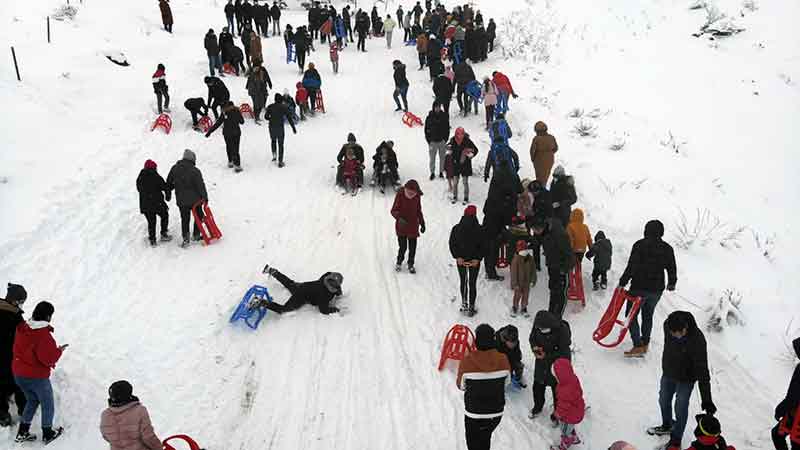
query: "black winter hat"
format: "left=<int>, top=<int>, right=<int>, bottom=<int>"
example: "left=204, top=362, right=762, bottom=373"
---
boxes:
left=475, top=324, right=495, bottom=350
left=31, top=301, right=54, bottom=321
left=322, top=272, right=343, bottom=294
left=5, top=283, right=27, bottom=303
left=694, top=413, right=721, bottom=437
left=347, top=133, right=356, bottom=143
left=644, top=219, right=665, bottom=238
left=108, top=380, right=135, bottom=407
left=500, top=326, right=518, bottom=342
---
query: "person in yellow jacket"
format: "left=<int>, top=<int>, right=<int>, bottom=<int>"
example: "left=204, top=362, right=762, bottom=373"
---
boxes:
left=566, top=208, right=592, bottom=261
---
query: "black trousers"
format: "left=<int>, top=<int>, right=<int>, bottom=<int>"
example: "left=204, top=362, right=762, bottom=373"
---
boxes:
left=189, top=109, right=205, bottom=126
left=263, top=270, right=306, bottom=314
left=418, top=52, right=426, bottom=68
left=252, top=94, right=266, bottom=120
left=143, top=210, right=168, bottom=240
left=489, top=38, right=495, bottom=53
left=307, top=88, right=318, bottom=111
left=225, top=134, right=241, bottom=166
left=397, top=236, right=417, bottom=266
left=179, top=205, right=204, bottom=240
left=346, top=23, right=353, bottom=41
left=270, top=133, right=285, bottom=162
left=548, top=269, right=568, bottom=318
left=591, top=268, right=608, bottom=286
left=464, top=416, right=502, bottom=450
left=532, top=381, right=557, bottom=413
left=0, top=378, right=25, bottom=417
left=156, top=91, right=170, bottom=113
left=435, top=96, right=451, bottom=114
left=484, top=237, right=500, bottom=277
left=357, top=34, right=366, bottom=51
left=457, top=264, right=480, bottom=310
left=485, top=104, right=495, bottom=127
left=772, top=423, right=800, bottom=450
left=297, top=50, right=306, bottom=71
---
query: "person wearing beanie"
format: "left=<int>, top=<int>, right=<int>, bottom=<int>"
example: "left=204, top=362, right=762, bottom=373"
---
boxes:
left=264, top=93, right=298, bottom=168
left=619, top=219, right=677, bottom=357
left=391, top=180, right=425, bottom=273
left=392, top=60, right=409, bottom=112
left=510, top=239, right=536, bottom=317
left=685, top=414, right=736, bottom=450
left=12, top=301, right=66, bottom=444
left=551, top=358, right=585, bottom=450
left=151, top=63, right=170, bottom=114
left=204, top=28, right=222, bottom=77
left=773, top=338, right=800, bottom=450
left=495, top=325, right=525, bottom=387
left=0, top=284, right=27, bottom=427
left=166, top=150, right=209, bottom=248
left=447, top=126, right=479, bottom=205
left=528, top=310, right=571, bottom=421
left=550, top=165, right=576, bottom=228
left=258, top=264, right=343, bottom=315
left=136, top=159, right=172, bottom=246
left=100, top=381, right=162, bottom=450
left=294, top=82, right=310, bottom=120
left=204, top=76, right=230, bottom=120
left=530, top=121, right=558, bottom=186
left=206, top=101, right=245, bottom=172
left=649, top=311, right=714, bottom=450
left=448, top=204, right=485, bottom=316
left=424, top=102, right=450, bottom=181
left=336, top=133, right=365, bottom=188
left=456, top=323, right=510, bottom=450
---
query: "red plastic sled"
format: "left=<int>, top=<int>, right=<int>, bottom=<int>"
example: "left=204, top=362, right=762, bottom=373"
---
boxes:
left=196, top=115, right=213, bottom=133
left=401, top=111, right=422, bottom=128
left=778, top=405, right=800, bottom=444
left=567, top=259, right=585, bottom=306
left=592, top=287, right=642, bottom=348
left=239, top=103, right=254, bottom=119
left=191, top=201, right=222, bottom=246
left=438, top=324, right=476, bottom=370
left=496, top=244, right=509, bottom=269
left=315, top=90, right=326, bottom=113
left=222, top=63, right=237, bottom=75
left=151, top=113, right=172, bottom=134
left=163, top=434, right=204, bottom=450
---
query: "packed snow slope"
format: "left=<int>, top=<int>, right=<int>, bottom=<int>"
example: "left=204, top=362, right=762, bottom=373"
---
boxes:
left=0, top=0, right=798, bottom=449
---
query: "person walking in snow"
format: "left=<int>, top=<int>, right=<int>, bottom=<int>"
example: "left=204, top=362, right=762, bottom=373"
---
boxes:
left=424, top=102, right=450, bottom=180
left=585, top=231, right=612, bottom=291
left=530, top=121, right=559, bottom=186
left=204, top=76, right=230, bottom=120
left=225, top=0, right=236, bottom=35
left=159, top=0, right=173, bottom=33
left=270, top=1, right=281, bottom=35
left=530, top=216, right=575, bottom=318
left=453, top=61, right=477, bottom=116
left=383, top=14, right=397, bottom=48
left=457, top=324, right=510, bottom=450
left=259, top=265, right=343, bottom=315
left=136, top=159, right=172, bottom=246
left=495, top=325, right=526, bottom=388
left=355, top=12, right=369, bottom=52
left=264, top=94, right=297, bottom=168
left=392, top=60, right=410, bottom=112
left=550, top=165, right=576, bottom=228
left=204, top=29, right=222, bottom=77
left=151, top=64, right=170, bottom=114
left=510, top=240, right=536, bottom=318
left=449, top=205, right=484, bottom=316
left=12, top=301, right=65, bottom=444
left=292, top=26, right=309, bottom=73
left=166, top=149, right=208, bottom=248
left=433, top=72, right=453, bottom=114
left=773, top=337, right=800, bottom=450
left=619, top=219, right=677, bottom=358
left=329, top=40, right=339, bottom=74
left=447, top=127, right=478, bottom=205
left=295, top=82, right=309, bottom=120
left=184, top=98, right=209, bottom=129
left=302, top=63, right=322, bottom=113
left=481, top=77, right=498, bottom=130
left=649, top=311, right=715, bottom=450
left=0, top=284, right=26, bottom=428
left=551, top=358, right=585, bottom=450
left=100, top=380, right=163, bottom=450
left=391, top=180, right=425, bottom=273
left=566, top=208, right=592, bottom=261
left=528, top=310, right=571, bottom=421
left=486, top=19, right=496, bottom=52
left=492, top=71, right=518, bottom=113
left=246, top=64, right=272, bottom=122
left=205, top=101, right=245, bottom=172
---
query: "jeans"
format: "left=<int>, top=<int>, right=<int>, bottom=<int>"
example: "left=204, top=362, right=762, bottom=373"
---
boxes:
left=548, top=269, right=568, bottom=318
left=397, top=236, right=417, bottom=266
left=627, top=290, right=663, bottom=347
left=484, top=104, right=495, bottom=127
left=464, top=416, right=501, bottom=450
left=144, top=210, right=168, bottom=241
left=226, top=16, right=235, bottom=34
left=307, top=88, right=318, bottom=111
left=15, top=376, right=54, bottom=429
left=393, top=85, right=409, bottom=111
left=385, top=31, right=393, bottom=48
left=357, top=33, right=366, bottom=51
left=497, top=91, right=509, bottom=114
left=453, top=175, right=470, bottom=201
left=155, top=90, right=169, bottom=114
left=270, top=132, right=285, bottom=162
left=457, top=263, right=480, bottom=310
left=208, top=54, right=221, bottom=76
left=225, top=134, right=241, bottom=167
left=428, top=140, right=447, bottom=175
left=659, top=376, right=694, bottom=445
left=179, top=205, right=204, bottom=240
left=272, top=19, right=280, bottom=36
left=332, top=60, right=339, bottom=74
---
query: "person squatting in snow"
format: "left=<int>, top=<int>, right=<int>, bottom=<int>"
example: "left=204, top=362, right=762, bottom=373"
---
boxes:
left=260, top=265, right=343, bottom=315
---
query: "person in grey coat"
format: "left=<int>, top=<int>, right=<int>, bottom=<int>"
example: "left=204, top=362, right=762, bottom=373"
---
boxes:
left=166, top=150, right=209, bottom=248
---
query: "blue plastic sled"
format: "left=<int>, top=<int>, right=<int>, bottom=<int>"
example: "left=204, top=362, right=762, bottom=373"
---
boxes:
left=404, top=38, right=417, bottom=46
left=465, top=80, right=483, bottom=104
left=286, top=43, right=296, bottom=64
left=230, top=285, right=273, bottom=330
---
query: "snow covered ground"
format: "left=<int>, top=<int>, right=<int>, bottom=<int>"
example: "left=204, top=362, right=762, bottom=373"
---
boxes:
left=0, top=0, right=797, bottom=449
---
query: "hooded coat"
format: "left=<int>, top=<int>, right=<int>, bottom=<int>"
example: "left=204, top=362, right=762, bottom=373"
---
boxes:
left=540, top=218, right=576, bottom=274
left=136, top=168, right=169, bottom=214
left=100, top=401, right=163, bottom=450
left=424, top=109, right=450, bottom=143
left=529, top=311, right=571, bottom=385
left=586, top=231, right=612, bottom=271
left=510, top=250, right=536, bottom=290
left=391, top=186, right=425, bottom=238
left=159, top=0, right=173, bottom=26
left=12, top=320, right=63, bottom=379
left=0, top=300, right=23, bottom=381
left=619, top=220, right=677, bottom=292
left=432, top=74, right=454, bottom=101
left=566, top=208, right=592, bottom=253
left=775, top=338, right=800, bottom=424
left=447, top=133, right=478, bottom=177
left=166, top=158, right=208, bottom=209
left=494, top=325, right=523, bottom=371
left=281, top=273, right=342, bottom=314
left=662, top=311, right=712, bottom=405
left=449, top=215, right=485, bottom=261
left=456, top=324, right=510, bottom=419
left=553, top=358, right=585, bottom=424
left=550, top=173, right=577, bottom=228
left=530, top=122, right=558, bottom=185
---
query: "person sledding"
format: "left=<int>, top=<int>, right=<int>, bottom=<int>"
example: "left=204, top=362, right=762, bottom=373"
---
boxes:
left=371, top=140, right=400, bottom=193
left=259, top=265, right=343, bottom=315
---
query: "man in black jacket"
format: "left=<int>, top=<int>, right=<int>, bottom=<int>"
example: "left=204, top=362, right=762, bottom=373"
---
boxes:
left=136, top=159, right=172, bottom=246
left=204, top=76, right=230, bottom=119
left=449, top=205, right=484, bottom=315
left=773, top=337, right=800, bottom=450
left=619, top=219, right=677, bottom=357
left=204, top=29, right=222, bottom=77
left=531, top=216, right=575, bottom=318
left=224, top=0, right=236, bottom=35
left=253, top=0, right=268, bottom=37
left=355, top=11, right=369, bottom=52
left=246, top=65, right=272, bottom=123
left=392, top=60, right=409, bottom=112
left=241, top=0, right=254, bottom=31
left=260, top=264, right=343, bottom=315
left=0, top=284, right=26, bottom=427
left=650, top=311, right=715, bottom=450
left=453, top=61, right=476, bottom=116
left=550, top=165, right=576, bottom=227
left=183, top=97, right=209, bottom=128
left=166, top=150, right=209, bottom=248
left=432, top=73, right=453, bottom=114
left=264, top=94, right=297, bottom=167
left=270, top=1, right=281, bottom=36
left=423, top=102, right=450, bottom=180
left=528, top=310, right=570, bottom=419
left=495, top=325, right=525, bottom=387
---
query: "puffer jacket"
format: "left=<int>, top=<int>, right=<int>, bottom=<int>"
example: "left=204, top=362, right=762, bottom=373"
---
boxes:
left=481, top=79, right=498, bottom=106
left=566, top=208, right=592, bottom=253
left=100, top=401, right=162, bottom=450
left=553, top=358, right=585, bottom=424
left=529, top=311, right=571, bottom=385
left=619, top=219, right=677, bottom=292
left=449, top=215, right=485, bottom=261
left=12, top=320, right=63, bottom=379
left=586, top=231, right=612, bottom=271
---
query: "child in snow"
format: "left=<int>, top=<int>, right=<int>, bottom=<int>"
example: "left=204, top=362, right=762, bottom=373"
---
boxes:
left=566, top=208, right=592, bottom=261
left=372, top=141, right=400, bottom=193
left=341, top=148, right=363, bottom=194
left=329, top=40, right=339, bottom=74
left=152, top=63, right=170, bottom=114
left=510, top=240, right=536, bottom=317
left=495, top=325, right=526, bottom=387
left=100, top=381, right=162, bottom=450
left=551, top=358, right=585, bottom=450
left=685, top=414, right=737, bottom=450
left=295, top=82, right=309, bottom=120
left=444, top=147, right=455, bottom=200
left=586, top=230, right=612, bottom=290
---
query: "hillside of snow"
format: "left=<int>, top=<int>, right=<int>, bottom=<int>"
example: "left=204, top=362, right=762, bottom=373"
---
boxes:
left=0, top=0, right=798, bottom=449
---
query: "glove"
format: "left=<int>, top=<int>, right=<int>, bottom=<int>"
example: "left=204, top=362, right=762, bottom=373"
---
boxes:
left=420, top=223, right=426, bottom=234
left=397, top=217, right=408, bottom=227
left=702, top=401, right=717, bottom=416
left=552, top=201, right=560, bottom=208
left=667, top=284, right=676, bottom=291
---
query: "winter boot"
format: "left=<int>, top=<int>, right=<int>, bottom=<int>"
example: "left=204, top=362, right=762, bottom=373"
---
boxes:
left=42, top=427, right=64, bottom=445
left=234, top=165, right=243, bottom=173
left=395, top=261, right=402, bottom=272
left=624, top=346, right=647, bottom=358
left=429, top=173, right=436, bottom=181
left=15, top=423, right=36, bottom=443
left=528, top=408, right=543, bottom=419
left=521, top=307, right=529, bottom=318
left=160, top=232, right=173, bottom=242
left=271, top=153, right=277, bottom=162
left=261, top=264, right=276, bottom=276
left=510, top=306, right=518, bottom=317
left=592, top=281, right=600, bottom=291
left=149, top=238, right=157, bottom=247
left=646, top=425, right=673, bottom=436
left=278, top=161, right=285, bottom=168
left=228, top=162, right=235, bottom=168
left=180, top=237, right=190, bottom=248
left=408, top=264, right=416, bottom=274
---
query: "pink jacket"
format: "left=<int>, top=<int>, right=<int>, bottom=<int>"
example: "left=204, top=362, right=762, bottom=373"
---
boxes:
left=553, top=358, right=585, bottom=424
left=100, top=402, right=162, bottom=450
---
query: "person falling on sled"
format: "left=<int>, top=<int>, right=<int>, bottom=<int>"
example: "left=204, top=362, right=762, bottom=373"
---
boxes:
left=259, top=264, right=343, bottom=314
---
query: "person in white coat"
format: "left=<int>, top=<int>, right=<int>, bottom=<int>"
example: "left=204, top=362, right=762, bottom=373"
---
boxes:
left=383, top=15, right=397, bottom=48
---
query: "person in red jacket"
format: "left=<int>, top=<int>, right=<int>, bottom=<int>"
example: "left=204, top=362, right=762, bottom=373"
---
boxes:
left=391, top=179, right=425, bottom=273
left=295, top=82, right=309, bottom=120
left=491, top=71, right=518, bottom=114
left=551, top=358, right=584, bottom=450
left=12, top=301, right=66, bottom=444
left=685, top=414, right=736, bottom=450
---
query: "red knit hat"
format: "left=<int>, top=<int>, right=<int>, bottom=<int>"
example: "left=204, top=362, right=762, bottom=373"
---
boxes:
left=516, top=240, right=528, bottom=252
left=464, top=205, right=477, bottom=216
left=144, top=159, right=157, bottom=169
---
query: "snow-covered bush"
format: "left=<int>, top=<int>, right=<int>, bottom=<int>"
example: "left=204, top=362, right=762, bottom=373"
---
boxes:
left=660, top=131, right=687, bottom=154
left=499, top=5, right=560, bottom=63
left=693, top=3, right=745, bottom=38
left=706, top=289, right=745, bottom=332
left=567, top=108, right=583, bottom=118
left=751, top=231, right=776, bottom=262
left=688, top=0, right=708, bottom=10
left=608, top=137, right=626, bottom=151
left=741, top=0, right=758, bottom=13
left=573, top=120, right=597, bottom=138
left=673, top=208, right=743, bottom=250
left=778, top=319, right=800, bottom=363
left=52, top=5, right=78, bottom=21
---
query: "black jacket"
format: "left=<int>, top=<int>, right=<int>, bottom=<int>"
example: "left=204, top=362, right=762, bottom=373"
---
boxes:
left=166, top=159, right=208, bottom=208
left=225, top=3, right=235, bottom=18
left=486, top=21, right=496, bottom=39
left=265, top=101, right=296, bottom=135
left=204, top=32, right=220, bottom=56
left=775, top=338, right=800, bottom=421
left=270, top=4, right=281, bottom=19
left=424, top=110, right=450, bottom=143
left=338, top=143, right=365, bottom=164
left=586, top=231, right=612, bottom=271
left=290, top=273, right=342, bottom=314
left=529, top=311, right=571, bottom=384
left=393, top=63, right=409, bottom=88
left=241, top=1, right=253, bottom=19
left=136, top=168, right=169, bottom=214
left=483, top=165, right=520, bottom=226
left=662, top=311, right=712, bottom=405
left=531, top=188, right=553, bottom=221
left=372, top=142, right=399, bottom=176
left=448, top=135, right=478, bottom=177
left=293, top=28, right=309, bottom=51
left=254, top=4, right=268, bottom=21
left=0, top=301, right=23, bottom=380
left=355, top=14, right=369, bottom=34
left=449, top=215, right=485, bottom=261
left=619, top=220, right=677, bottom=293
left=495, top=325, right=522, bottom=371
left=183, top=97, right=208, bottom=114
left=540, top=217, right=575, bottom=274
left=453, top=62, right=476, bottom=87
left=246, top=67, right=272, bottom=97
left=426, top=37, right=442, bottom=59
left=207, top=107, right=244, bottom=137
left=550, top=174, right=577, bottom=227
left=433, top=74, right=453, bottom=100
left=219, top=31, right=234, bottom=55
left=206, top=77, right=230, bottom=105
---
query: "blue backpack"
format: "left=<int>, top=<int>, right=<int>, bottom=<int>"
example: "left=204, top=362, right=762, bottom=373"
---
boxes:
left=489, top=141, right=519, bottom=174
left=489, top=119, right=511, bottom=144
left=465, top=80, right=483, bottom=103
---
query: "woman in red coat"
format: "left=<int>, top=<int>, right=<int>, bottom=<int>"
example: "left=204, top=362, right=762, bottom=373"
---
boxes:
left=552, top=357, right=585, bottom=450
left=391, top=179, right=425, bottom=273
